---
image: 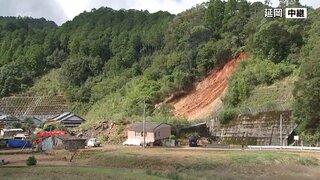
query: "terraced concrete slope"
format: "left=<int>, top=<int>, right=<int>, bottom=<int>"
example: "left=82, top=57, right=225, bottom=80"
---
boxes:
left=170, top=52, right=248, bottom=120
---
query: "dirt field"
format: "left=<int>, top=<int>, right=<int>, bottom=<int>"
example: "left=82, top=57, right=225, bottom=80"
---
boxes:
left=1, top=146, right=320, bottom=179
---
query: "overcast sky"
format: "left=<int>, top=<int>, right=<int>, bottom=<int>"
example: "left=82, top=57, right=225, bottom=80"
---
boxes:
left=0, top=0, right=319, bottom=25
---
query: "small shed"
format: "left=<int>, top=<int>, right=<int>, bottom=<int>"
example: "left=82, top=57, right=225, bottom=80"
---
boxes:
left=41, top=135, right=63, bottom=151
left=57, top=135, right=86, bottom=150
left=41, top=134, right=86, bottom=151
left=123, top=122, right=171, bottom=146
left=48, top=112, right=86, bottom=128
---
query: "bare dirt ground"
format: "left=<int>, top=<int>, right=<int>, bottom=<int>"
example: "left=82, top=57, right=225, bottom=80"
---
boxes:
left=170, top=52, right=248, bottom=120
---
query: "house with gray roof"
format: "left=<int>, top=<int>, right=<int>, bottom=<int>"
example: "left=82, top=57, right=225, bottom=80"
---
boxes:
left=123, top=122, right=171, bottom=146
left=48, top=112, right=85, bottom=128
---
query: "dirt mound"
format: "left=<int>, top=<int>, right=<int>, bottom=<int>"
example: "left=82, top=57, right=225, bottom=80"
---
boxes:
left=79, top=121, right=127, bottom=144
left=170, top=52, right=248, bottom=120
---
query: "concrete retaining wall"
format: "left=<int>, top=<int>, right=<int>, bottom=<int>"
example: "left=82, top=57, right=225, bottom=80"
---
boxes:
left=208, top=111, right=297, bottom=146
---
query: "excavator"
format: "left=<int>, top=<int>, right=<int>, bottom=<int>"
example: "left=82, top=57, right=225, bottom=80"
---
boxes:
left=34, top=120, right=67, bottom=144
left=42, top=121, right=62, bottom=131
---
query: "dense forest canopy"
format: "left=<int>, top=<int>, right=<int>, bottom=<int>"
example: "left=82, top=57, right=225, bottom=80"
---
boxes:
left=0, top=1, right=319, bottom=138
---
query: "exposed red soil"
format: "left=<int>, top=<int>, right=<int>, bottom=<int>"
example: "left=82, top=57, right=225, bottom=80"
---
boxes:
left=170, top=52, right=248, bottom=120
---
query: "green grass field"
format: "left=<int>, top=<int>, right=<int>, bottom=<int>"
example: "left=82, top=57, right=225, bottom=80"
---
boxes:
left=0, top=166, right=166, bottom=180
left=1, top=147, right=320, bottom=180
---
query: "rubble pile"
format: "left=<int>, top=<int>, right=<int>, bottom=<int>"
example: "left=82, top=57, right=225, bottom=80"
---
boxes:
left=78, top=121, right=128, bottom=144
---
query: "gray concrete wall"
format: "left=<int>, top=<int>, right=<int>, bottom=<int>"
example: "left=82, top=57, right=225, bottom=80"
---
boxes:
left=208, top=111, right=297, bottom=145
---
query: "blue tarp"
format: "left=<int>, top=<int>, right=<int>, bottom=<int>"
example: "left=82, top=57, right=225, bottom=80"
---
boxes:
left=7, top=139, right=32, bottom=148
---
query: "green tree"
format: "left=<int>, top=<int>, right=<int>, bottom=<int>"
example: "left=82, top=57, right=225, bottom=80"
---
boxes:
left=293, top=44, right=320, bottom=133
left=222, top=0, right=237, bottom=30
left=205, top=0, right=225, bottom=37
left=253, top=21, right=291, bottom=63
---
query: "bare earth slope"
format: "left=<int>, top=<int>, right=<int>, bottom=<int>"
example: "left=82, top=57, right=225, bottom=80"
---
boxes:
left=170, top=52, right=248, bottom=120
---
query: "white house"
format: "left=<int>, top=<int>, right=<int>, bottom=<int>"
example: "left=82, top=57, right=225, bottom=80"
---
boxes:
left=123, top=122, right=171, bottom=146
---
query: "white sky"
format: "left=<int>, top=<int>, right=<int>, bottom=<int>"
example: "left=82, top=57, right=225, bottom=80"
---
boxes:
left=55, top=0, right=207, bottom=20
left=0, top=0, right=319, bottom=25
left=56, top=0, right=320, bottom=24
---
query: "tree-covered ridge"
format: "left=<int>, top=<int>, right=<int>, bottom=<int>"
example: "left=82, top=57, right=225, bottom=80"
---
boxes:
left=0, top=1, right=319, bottom=136
left=57, top=2, right=258, bottom=120
left=0, top=17, right=57, bottom=96
left=0, top=17, right=57, bottom=30
left=223, top=3, right=311, bottom=108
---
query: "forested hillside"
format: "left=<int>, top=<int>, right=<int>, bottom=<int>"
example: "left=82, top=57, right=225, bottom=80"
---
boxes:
left=293, top=8, right=320, bottom=140
left=0, top=1, right=319, bottom=137
left=0, top=17, right=57, bottom=96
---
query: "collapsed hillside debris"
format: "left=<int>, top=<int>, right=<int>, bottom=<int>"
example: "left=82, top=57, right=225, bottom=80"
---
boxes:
left=77, top=121, right=127, bottom=144
left=169, top=52, right=248, bottom=120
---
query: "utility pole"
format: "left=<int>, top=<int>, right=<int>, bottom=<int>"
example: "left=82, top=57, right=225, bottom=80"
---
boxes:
left=280, top=114, right=283, bottom=146
left=142, top=99, right=146, bottom=148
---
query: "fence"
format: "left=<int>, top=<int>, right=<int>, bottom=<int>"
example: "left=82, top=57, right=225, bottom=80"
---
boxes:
left=248, top=146, right=320, bottom=151
left=0, top=96, right=68, bottom=119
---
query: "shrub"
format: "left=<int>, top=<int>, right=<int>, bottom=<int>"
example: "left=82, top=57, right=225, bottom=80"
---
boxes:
left=12, top=122, right=22, bottom=129
left=218, top=109, right=235, bottom=124
left=166, top=171, right=180, bottom=180
left=26, top=155, right=37, bottom=166
left=169, top=135, right=176, bottom=141
left=186, top=132, right=199, bottom=137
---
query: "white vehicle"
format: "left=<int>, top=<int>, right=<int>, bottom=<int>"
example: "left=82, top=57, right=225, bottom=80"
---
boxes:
left=13, top=134, right=28, bottom=140
left=0, top=128, right=23, bottom=137
left=87, top=138, right=101, bottom=147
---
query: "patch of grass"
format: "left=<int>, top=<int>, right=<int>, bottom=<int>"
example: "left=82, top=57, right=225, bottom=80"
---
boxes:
left=74, top=148, right=320, bottom=179
left=146, top=169, right=181, bottom=180
left=297, top=157, right=319, bottom=166
left=86, top=152, right=172, bottom=171
left=166, top=171, right=180, bottom=180
left=175, top=162, right=224, bottom=171
left=0, top=166, right=166, bottom=180
left=238, top=75, right=296, bottom=110
left=26, top=69, right=64, bottom=96
left=227, top=153, right=261, bottom=164
left=218, top=109, right=235, bottom=124
left=225, top=152, right=297, bottom=166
